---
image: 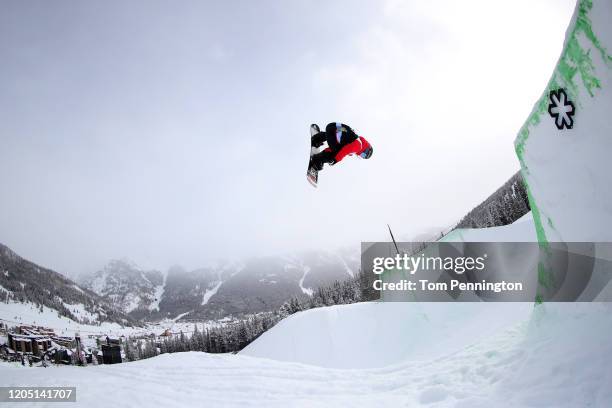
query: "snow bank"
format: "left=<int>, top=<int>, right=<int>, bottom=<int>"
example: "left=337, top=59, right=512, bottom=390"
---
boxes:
left=491, top=303, right=612, bottom=407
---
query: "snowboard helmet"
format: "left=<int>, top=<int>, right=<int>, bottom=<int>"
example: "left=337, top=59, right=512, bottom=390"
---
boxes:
left=360, top=146, right=373, bottom=159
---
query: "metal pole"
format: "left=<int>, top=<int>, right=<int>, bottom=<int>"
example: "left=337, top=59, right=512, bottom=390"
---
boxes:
left=387, top=224, right=400, bottom=255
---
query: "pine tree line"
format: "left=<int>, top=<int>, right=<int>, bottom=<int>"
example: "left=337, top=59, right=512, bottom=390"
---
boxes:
left=456, top=171, right=530, bottom=229
left=277, top=268, right=377, bottom=319
left=125, top=269, right=377, bottom=361
left=0, top=244, right=136, bottom=326
left=124, top=312, right=279, bottom=359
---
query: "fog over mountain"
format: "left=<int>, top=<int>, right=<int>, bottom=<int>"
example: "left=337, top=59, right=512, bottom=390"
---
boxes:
left=79, top=250, right=359, bottom=321
left=1, top=237, right=359, bottom=323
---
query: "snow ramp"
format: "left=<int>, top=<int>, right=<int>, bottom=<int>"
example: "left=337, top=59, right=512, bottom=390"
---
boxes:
left=241, top=302, right=532, bottom=369
left=242, top=217, right=536, bottom=368
left=515, top=0, right=612, bottom=243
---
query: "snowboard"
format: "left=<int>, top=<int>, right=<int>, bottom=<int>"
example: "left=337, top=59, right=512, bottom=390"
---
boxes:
left=307, top=124, right=322, bottom=187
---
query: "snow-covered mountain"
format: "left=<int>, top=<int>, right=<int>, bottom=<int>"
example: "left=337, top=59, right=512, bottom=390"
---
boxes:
left=183, top=251, right=358, bottom=320
left=79, top=259, right=165, bottom=320
left=0, top=243, right=137, bottom=327
left=81, top=250, right=359, bottom=321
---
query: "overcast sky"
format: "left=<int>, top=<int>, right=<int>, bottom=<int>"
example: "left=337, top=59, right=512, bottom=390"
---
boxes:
left=0, top=0, right=575, bottom=276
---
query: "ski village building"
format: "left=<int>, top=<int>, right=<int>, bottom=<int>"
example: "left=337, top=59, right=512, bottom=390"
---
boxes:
left=0, top=324, right=113, bottom=365
left=101, top=336, right=122, bottom=364
left=6, top=325, right=53, bottom=355
left=1, top=323, right=171, bottom=366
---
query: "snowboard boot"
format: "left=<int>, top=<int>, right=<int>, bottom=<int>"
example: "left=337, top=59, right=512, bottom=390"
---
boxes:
left=310, top=124, right=326, bottom=148
left=311, top=150, right=334, bottom=171
left=310, top=155, right=324, bottom=171
left=311, top=133, right=327, bottom=149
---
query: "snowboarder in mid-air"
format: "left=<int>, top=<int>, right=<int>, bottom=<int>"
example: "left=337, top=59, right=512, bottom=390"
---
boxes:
left=307, top=122, right=373, bottom=187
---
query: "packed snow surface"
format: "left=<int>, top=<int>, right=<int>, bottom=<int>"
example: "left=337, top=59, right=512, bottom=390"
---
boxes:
left=1, top=302, right=611, bottom=407
left=242, top=302, right=532, bottom=369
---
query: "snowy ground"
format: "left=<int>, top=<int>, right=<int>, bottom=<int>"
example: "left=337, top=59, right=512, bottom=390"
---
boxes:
left=242, top=302, right=533, bottom=369
left=0, top=302, right=141, bottom=339
left=2, top=213, right=610, bottom=406
left=0, top=301, right=223, bottom=348
left=1, top=302, right=611, bottom=407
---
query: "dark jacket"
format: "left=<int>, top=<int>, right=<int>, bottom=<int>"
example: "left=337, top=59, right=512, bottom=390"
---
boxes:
left=324, top=122, right=359, bottom=150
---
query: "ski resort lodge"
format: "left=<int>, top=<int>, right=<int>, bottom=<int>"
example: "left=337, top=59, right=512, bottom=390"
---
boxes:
left=6, top=325, right=53, bottom=355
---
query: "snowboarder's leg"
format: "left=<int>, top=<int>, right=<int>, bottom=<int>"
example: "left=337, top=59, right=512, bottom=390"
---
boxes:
left=325, top=122, right=341, bottom=150
left=311, top=131, right=327, bottom=148
left=311, top=149, right=335, bottom=171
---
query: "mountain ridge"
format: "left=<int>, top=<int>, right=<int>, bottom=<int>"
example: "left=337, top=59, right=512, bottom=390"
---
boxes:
left=79, top=250, right=359, bottom=321
left=0, top=242, right=138, bottom=327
